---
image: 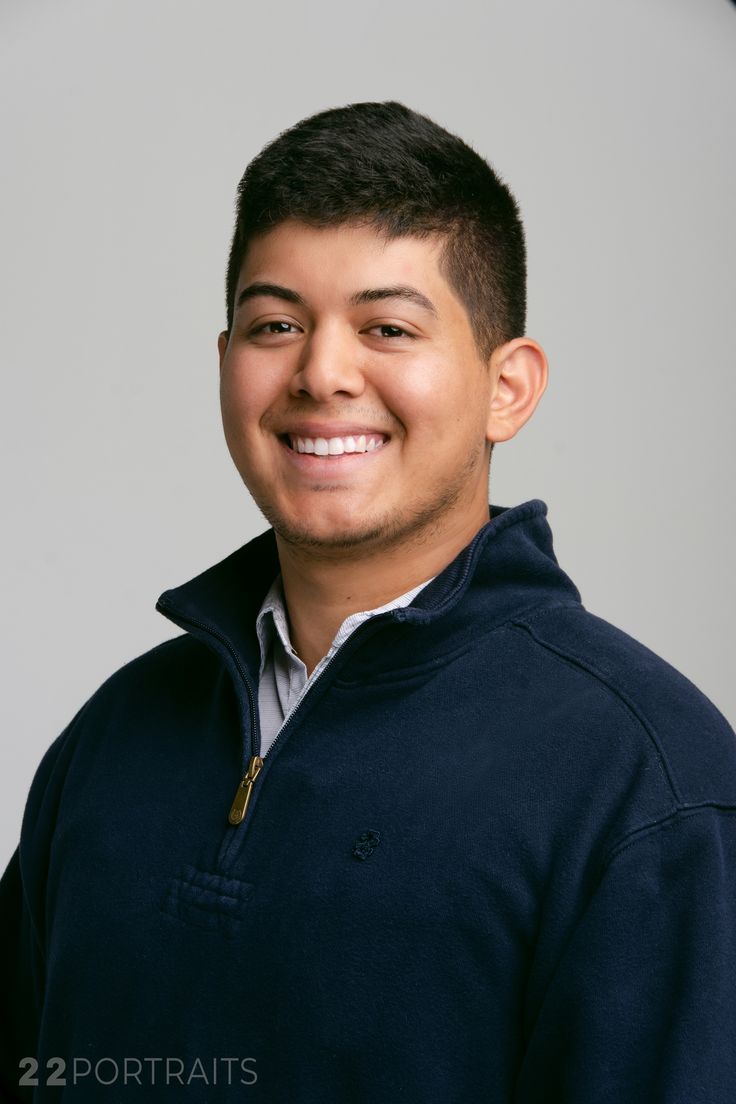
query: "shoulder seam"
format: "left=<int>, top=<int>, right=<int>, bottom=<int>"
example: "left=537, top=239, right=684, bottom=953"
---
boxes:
left=508, top=619, right=683, bottom=805
left=601, top=802, right=736, bottom=875
left=525, top=802, right=736, bottom=1040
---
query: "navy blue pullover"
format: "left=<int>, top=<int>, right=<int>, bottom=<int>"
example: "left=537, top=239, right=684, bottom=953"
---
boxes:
left=2, top=499, right=736, bottom=1101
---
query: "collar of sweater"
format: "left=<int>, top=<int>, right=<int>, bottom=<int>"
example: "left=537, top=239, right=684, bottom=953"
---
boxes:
left=155, top=498, right=581, bottom=692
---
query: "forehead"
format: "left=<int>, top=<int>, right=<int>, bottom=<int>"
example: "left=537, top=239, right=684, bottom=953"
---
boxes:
left=235, top=219, right=453, bottom=304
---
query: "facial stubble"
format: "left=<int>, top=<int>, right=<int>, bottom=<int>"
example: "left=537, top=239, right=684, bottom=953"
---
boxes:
left=242, top=436, right=490, bottom=562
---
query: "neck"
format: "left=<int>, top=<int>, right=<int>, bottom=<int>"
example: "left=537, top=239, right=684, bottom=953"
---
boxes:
left=275, top=504, right=491, bottom=677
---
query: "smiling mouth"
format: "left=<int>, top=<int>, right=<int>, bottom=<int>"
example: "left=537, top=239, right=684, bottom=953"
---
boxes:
left=280, top=433, right=388, bottom=456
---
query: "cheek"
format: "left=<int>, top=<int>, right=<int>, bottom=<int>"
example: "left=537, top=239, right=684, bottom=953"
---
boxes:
left=379, top=356, right=480, bottom=442
left=397, top=381, right=490, bottom=473
left=219, top=376, right=244, bottom=445
left=219, top=363, right=271, bottom=434
left=376, top=358, right=445, bottom=427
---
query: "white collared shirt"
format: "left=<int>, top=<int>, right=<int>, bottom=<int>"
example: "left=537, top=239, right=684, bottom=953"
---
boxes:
left=255, top=572, right=436, bottom=758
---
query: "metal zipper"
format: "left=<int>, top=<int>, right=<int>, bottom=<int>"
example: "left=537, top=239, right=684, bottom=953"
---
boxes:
left=227, top=754, right=263, bottom=824
left=158, top=598, right=403, bottom=831
left=224, top=622, right=375, bottom=826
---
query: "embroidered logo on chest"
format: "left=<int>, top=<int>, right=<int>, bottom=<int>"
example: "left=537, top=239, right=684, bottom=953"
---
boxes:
left=352, top=828, right=381, bottom=861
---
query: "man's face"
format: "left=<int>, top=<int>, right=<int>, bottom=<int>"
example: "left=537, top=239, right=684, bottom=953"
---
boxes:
left=218, top=219, right=498, bottom=554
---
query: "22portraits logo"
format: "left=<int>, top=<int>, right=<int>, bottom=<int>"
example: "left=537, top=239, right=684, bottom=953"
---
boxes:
left=19, top=1055, right=258, bottom=1089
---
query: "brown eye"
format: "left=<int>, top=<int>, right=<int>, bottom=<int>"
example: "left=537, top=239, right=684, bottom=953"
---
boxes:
left=367, top=324, right=416, bottom=339
left=251, top=321, right=299, bottom=336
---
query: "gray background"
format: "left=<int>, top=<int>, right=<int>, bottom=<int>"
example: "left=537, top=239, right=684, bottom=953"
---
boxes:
left=1, top=0, right=734, bottom=869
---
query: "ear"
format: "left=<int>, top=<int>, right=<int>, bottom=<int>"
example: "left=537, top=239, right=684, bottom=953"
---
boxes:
left=485, top=337, right=548, bottom=444
left=217, top=331, right=229, bottom=373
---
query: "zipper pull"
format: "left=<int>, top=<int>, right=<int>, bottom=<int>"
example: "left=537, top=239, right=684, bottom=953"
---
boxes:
left=228, top=755, right=263, bottom=825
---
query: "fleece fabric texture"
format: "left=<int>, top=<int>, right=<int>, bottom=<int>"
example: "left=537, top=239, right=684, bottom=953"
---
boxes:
left=1, top=499, right=736, bottom=1102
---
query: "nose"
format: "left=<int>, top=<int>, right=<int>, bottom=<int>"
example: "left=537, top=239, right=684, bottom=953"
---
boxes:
left=288, top=323, right=366, bottom=402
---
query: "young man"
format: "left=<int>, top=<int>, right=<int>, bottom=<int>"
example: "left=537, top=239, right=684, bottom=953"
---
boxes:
left=1, top=101, right=735, bottom=1101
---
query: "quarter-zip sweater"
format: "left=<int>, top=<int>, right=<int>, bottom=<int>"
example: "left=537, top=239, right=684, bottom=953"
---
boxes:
left=2, top=499, right=736, bottom=1102
left=255, top=571, right=436, bottom=755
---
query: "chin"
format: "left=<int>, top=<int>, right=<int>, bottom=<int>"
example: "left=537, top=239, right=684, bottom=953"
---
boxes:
left=245, top=482, right=382, bottom=545
left=246, top=478, right=470, bottom=556
left=250, top=497, right=396, bottom=552
left=273, top=514, right=390, bottom=551
left=269, top=499, right=457, bottom=558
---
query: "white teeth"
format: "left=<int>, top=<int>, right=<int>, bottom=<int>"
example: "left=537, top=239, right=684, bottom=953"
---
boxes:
left=288, top=433, right=385, bottom=455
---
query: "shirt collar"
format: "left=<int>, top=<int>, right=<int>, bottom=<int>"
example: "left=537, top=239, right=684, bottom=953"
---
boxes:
left=255, top=575, right=292, bottom=677
left=255, top=571, right=437, bottom=677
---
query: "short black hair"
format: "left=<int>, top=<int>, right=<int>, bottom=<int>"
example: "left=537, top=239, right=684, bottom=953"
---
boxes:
left=225, top=100, right=526, bottom=360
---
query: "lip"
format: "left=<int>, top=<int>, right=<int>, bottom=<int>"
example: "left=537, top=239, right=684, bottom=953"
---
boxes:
left=278, top=422, right=391, bottom=441
left=277, top=434, right=390, bottom=474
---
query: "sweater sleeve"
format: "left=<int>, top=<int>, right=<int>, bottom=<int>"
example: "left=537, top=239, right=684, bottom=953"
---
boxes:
left=516, top=805, right=736, bottom=1103
left=0, top=847, right=42, bottom=1103
left=0, top=706, right=90, bottom=1102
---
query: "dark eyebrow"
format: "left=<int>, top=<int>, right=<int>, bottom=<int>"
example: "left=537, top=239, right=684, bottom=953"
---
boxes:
left=235, top=282, right=307, bottom=311
left=235, top=281, right=437, bottom=317
left=348, top=285, right=437, bottom=317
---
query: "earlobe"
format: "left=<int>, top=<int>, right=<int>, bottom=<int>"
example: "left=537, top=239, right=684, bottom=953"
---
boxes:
left=485, top=337, right=548, bottom=444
